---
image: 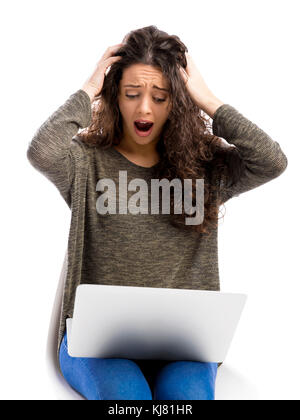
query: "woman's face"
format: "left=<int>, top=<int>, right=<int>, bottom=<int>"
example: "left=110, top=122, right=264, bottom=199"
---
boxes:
left=117, top=63, right=172, bottom=148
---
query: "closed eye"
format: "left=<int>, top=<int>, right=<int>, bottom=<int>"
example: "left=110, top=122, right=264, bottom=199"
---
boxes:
left=125, top=94, right=166, bottom=103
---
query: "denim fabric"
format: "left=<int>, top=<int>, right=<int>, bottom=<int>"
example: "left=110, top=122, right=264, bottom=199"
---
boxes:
left=59, top=331, right=218, bottom=400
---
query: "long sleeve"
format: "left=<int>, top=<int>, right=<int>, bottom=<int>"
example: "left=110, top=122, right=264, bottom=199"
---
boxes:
left=26, top=89, right=92, bottom=206
left=212, top=104, right=288, bottom=204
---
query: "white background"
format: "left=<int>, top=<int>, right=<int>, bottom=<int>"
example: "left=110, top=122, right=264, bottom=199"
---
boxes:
left=0, top=0, right=299, bottom=400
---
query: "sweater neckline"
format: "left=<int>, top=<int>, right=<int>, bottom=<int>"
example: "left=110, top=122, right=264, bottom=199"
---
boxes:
left=110, top=146, right=160, bottom=171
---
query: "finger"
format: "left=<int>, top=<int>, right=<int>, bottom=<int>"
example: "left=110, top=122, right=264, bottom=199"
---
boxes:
left=109, top=43, right=124, bottom=52
left=106, top=56, right=122, bottom=64
left=102, top=44, right=124, bottom=59
left=108, top=43, right=123, bottom=50
left=179, top=66, right=188, bottom=84
left=97, top=54, right=122, bottom=67
left=104, top=56, right=122, bottom=75
left=110, top=43, right=124, bottom=50
left=108, top=55, right=122, bottom=60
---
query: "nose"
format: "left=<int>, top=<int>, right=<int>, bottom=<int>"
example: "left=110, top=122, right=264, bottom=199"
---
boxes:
left=136, top=95, right=153, bottom=116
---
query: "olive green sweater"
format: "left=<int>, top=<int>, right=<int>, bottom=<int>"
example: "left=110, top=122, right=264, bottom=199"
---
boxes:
left=26, top=89, right=288, bottom=368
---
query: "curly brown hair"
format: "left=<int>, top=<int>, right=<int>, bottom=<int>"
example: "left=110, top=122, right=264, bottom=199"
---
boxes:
left=77, top=25, right=246, bottom=236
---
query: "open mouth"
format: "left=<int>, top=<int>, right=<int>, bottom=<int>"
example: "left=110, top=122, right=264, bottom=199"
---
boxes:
left=134, top=121, right=154, bottom=137
left=134, top=121, right=153, bottom=131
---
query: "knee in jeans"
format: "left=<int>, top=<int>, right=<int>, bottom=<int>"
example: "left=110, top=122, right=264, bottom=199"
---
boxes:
left=155, top=380, right=215, bottom=400
left=100, top=358, right=153, bottom=400
left=154, top=361, right=217, bottom=401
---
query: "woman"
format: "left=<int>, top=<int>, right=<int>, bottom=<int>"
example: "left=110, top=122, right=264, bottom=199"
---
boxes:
left=27, top=25, right=288, bottom=400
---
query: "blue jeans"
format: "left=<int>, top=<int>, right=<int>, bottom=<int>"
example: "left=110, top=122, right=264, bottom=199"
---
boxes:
left=59, top=331, right=218, bottom=400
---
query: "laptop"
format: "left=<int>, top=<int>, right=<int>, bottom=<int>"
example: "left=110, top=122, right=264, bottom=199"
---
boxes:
left=66, top=284, right=247, bottom=363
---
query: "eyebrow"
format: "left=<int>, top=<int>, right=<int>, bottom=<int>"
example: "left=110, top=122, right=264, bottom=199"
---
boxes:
left=123, top=84, right=169, bottom=92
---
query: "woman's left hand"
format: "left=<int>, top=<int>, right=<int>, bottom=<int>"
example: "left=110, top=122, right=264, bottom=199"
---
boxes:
left=178, top=52, right=224, bottom=118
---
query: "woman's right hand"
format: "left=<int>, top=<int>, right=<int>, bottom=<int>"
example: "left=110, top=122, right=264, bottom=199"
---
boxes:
left=81, top=43, right=124, bottom=102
